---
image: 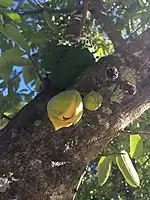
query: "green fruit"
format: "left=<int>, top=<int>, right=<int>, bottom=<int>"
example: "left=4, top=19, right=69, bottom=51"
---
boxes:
left=83, top=90, right=103, bottom=111
left=116, top=150, right=140, bottom=188
left=96, top=156, right=112, bottom=186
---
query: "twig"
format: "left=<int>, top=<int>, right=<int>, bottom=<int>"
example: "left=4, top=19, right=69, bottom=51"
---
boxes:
left=140, top=155, right=150, bottom=167
left=65, top=0, right=88, bottom=39
left=79, top=0, right=89, bottom=35
left=120, top=130, right=150, bottom=136
left=19, top=6, right=83, bottom=16
left=98, top=152, right=125, bottom=157
left=0, top=113, right=11, bottom=120
left=26, top=83, right=35, bottom=93
left=73, top=169, right=87, bottom=200
left=34, top=0, right=44, bottom=8
left=89, top=0, right=125, bottom=51
left=27, top=53, right=43, bottom=83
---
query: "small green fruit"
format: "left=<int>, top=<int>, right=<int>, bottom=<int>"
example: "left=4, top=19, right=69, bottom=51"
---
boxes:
left=83, top=90, right=103, bottom=111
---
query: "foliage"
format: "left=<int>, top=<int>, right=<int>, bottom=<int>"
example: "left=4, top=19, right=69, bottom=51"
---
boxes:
left=74, top=112, right=150, bottom=199
left=0, top=0, right=150, bottom=127
left=0, top=0, right=150, bottom=199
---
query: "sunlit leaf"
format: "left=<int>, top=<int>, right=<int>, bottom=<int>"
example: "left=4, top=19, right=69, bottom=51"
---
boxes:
left=116, top=150, right=140, bottom=188
left=0, top=118, right=9, bottom=130
left=130, top=134, right=143, bottom=158
left=6, top=12, right=22, bottom=23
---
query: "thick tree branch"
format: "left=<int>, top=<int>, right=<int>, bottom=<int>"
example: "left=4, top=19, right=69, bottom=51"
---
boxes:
left=126, top=28, right=150, bottom=54
left=121, top=130, right=150, bottom=136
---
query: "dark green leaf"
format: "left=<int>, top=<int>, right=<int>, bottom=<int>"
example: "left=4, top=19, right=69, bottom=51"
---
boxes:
left=0, top=48, right=32, bottom=81
left=0, top=24, right=29, bottom=52
left=41, top=42, right=95, bottom=90
left=143, top=140, right=150, bottom=153
left=0, top=0, right=14, bottom=6
left=44, top=10, right=57, bottom=31
left=23, top=66, right=36, bottom=84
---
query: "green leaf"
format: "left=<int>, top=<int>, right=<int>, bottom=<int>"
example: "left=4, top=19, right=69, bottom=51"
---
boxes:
left=96, top=155, right=112, bottom=186
left=4, top=101, right=27, bottom=116
left=0, top=24, right=29, bottom=52
left=23, top=66, right=36, bottom=84
left=0, top=0, right=14, bottom=6
left=116, top=150, right=140, bottom=188
left=130, top=134, right=143, bottom=158
left=44, top=10, right=57, bottom=30
left=2, top=47, right=25, bottom=57
left=0, top=118, right=9, bottom=130
left=6, top=12, right=21, bottom=23
left=41, top=42, right=95, bottom=90
left=138, top=0, right=145, bottom=7
left=0, top=48, right=32, bottom=81
left=0, top=13, right=4, bottom=24
left=143, top=140, right=150, bottom=153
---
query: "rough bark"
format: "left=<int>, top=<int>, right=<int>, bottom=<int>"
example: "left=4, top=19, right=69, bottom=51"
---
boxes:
left=1, top=3, right=150, bottom=200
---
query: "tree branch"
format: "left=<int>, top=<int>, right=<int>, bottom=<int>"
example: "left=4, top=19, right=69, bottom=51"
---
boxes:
left=34, top=0, right=44, bottom=8
left=121, top=130, right=150, bottom=136
left=1, top=26, right=150, bottom=200
left=65, top=0, right=89, bottom=40
left=19, top=6, right=83, bottom=16
left=89, top=0, right=125, bottom=51
left=0, top=113, right=11, bottom=120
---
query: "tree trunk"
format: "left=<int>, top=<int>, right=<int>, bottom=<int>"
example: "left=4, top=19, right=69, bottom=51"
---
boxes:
left=1, top=10, right=150, bottom=200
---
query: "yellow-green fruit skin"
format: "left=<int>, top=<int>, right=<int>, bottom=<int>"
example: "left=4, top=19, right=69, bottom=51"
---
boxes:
left=116, top=150, right=140, bottom=188
left=83, top=90, right=103, bottom=111
left=47, top=90, right=83, bottom=131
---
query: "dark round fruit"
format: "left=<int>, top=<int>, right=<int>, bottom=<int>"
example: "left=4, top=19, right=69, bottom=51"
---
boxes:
left=122, top=82, right=136, bottom=95
left=106, top=67, right=119, bottom=80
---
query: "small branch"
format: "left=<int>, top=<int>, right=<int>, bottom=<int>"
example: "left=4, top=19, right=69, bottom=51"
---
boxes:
left=27, top=53, right=43, bottom=83
left=26, top=83, right=35, bottom=93
left=65, top=0, right=88, bottom=40
left=98, top=152, right=125, bottom=156
left=141, top=155, right=150, bottom=167
left=34, top=0, right=44, bottom=8
left=19, top=6, right=83, bottom=16
left=120, top=130, right=150, bottom=136
left=73, top=169, right=87, bottom=200
left=0, top=113, right=11, bottom=120
left=89, top=0, right=125, bottom=51
left=80, top=0, right=89, bottom=34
